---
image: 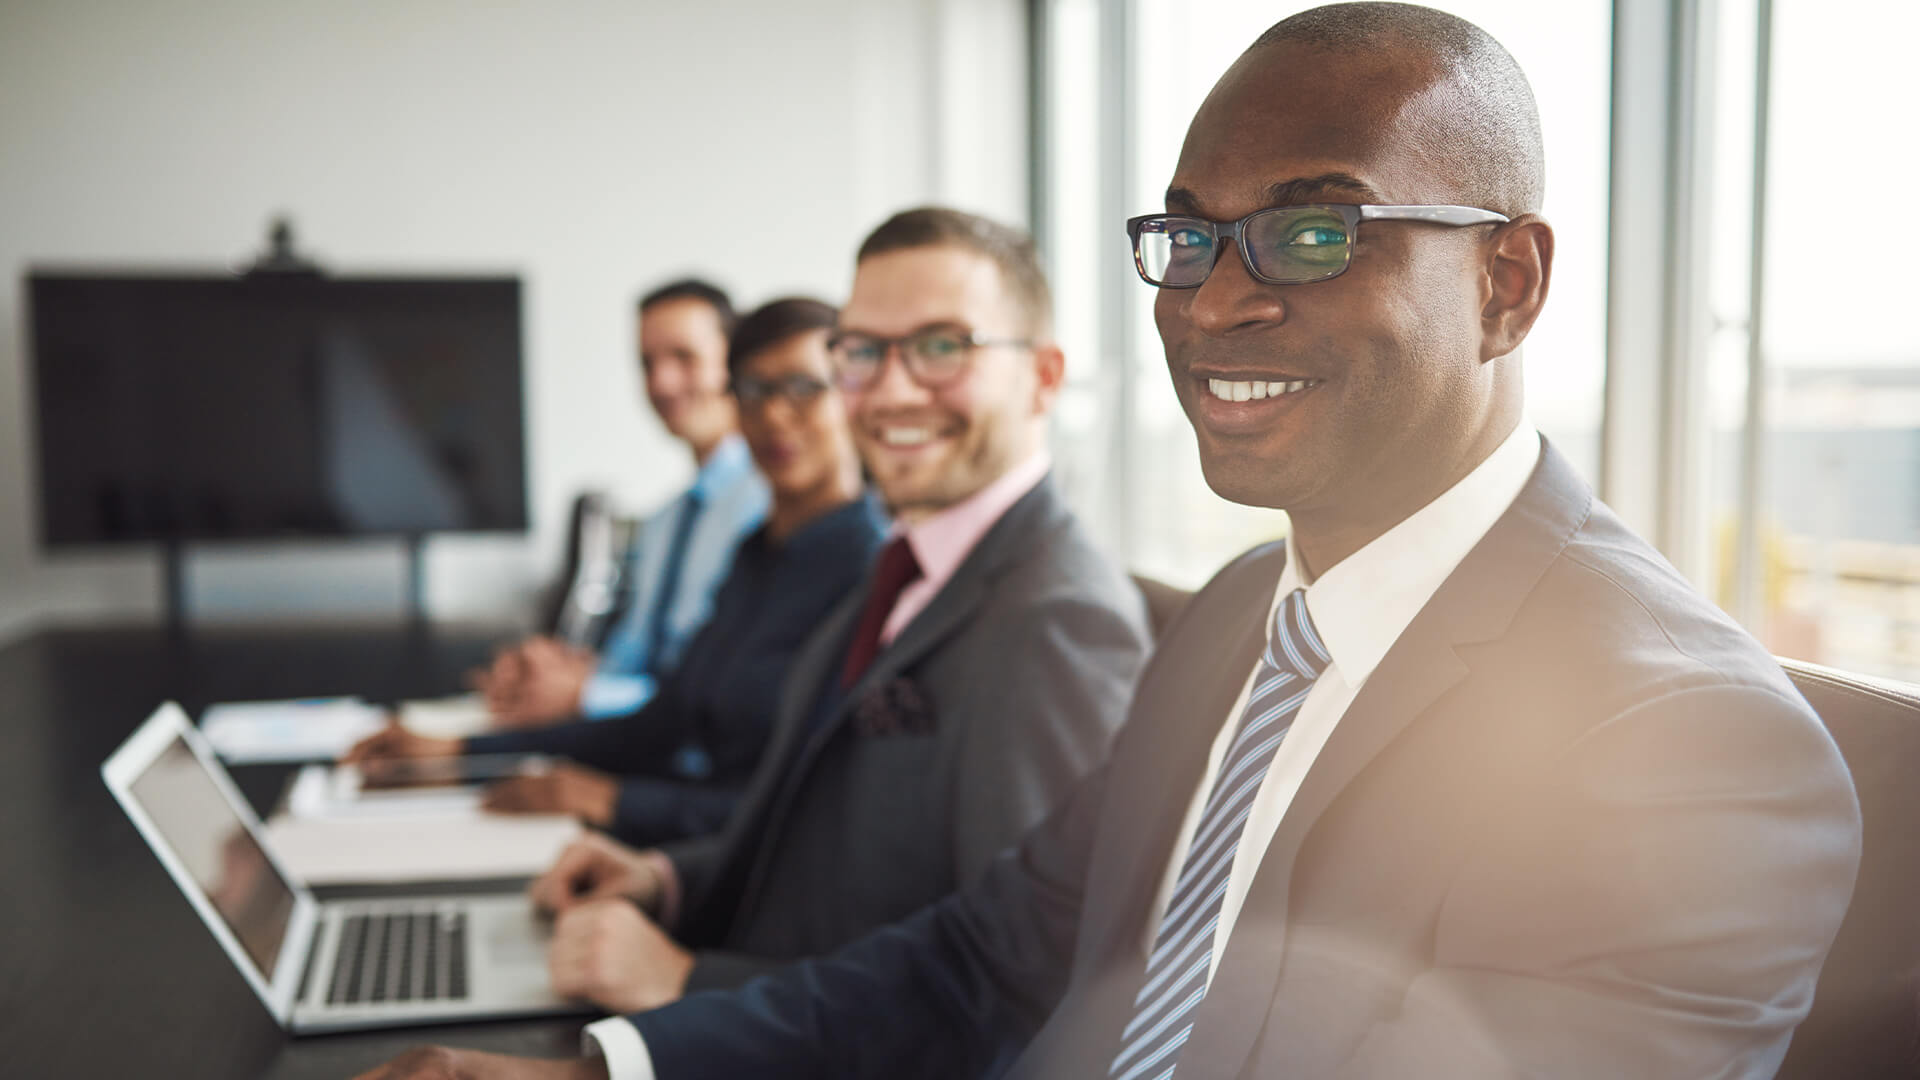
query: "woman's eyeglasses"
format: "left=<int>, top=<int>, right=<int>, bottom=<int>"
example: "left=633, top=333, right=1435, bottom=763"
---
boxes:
left=731, top=372, right=831, bottom=409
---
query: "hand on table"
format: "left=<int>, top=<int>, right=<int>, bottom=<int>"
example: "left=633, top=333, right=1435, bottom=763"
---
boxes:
left=470, top=636, right=596, bottom=729
left=482, top=763, right=619, bottom=827
left=349, top=1046, right=607, bottom=1080
left=340, top=722, right=462, bottom=767
left=548, top=897, right=694, bottom=1014
left=528, top=833, right=666, bottom=916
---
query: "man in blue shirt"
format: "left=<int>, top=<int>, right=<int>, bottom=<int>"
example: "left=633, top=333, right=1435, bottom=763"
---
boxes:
left=476, top=280, right=770, bottom=727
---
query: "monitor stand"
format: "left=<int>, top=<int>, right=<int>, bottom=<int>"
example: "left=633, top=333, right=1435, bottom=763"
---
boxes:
left=160, top=538, right=188, bottom=640
left=403, top=533, right=429, bottom=629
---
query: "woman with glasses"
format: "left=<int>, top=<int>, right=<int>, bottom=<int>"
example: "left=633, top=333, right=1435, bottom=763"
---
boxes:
left=345, top=297, right=887, bottom=845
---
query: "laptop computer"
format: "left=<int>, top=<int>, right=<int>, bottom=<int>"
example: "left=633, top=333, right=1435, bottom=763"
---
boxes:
left=102, top=701, right=591, bottom=1033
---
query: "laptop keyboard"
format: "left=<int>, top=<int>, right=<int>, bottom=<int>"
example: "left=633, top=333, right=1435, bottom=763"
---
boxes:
left=325, top=909, right=469, bottom=1006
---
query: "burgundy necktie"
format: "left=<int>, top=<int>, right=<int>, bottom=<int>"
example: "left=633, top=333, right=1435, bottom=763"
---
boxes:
left=838, top=537, right=923, bottom=690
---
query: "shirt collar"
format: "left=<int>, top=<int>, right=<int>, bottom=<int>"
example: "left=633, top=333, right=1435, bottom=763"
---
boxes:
left=1285, top=422, right=1542, bottom=686
left=688, top=433, right=754, bottom=502
left=896, top=451, right=1052, bottom=589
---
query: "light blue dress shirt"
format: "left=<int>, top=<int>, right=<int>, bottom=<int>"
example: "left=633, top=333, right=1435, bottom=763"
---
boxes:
left=579, top=434, right=769, bottom=718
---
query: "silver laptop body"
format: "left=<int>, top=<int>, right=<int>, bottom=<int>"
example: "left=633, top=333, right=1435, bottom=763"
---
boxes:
left=102, top=702, right=589, bottom=1033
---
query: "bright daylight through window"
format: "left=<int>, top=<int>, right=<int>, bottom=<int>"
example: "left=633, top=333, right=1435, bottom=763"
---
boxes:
left=1041, top=0, right=1918, bottom=683
left=1701, top=0, right=1920, bottom=681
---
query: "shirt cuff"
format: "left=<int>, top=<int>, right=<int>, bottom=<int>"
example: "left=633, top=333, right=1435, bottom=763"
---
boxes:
left=584, top=1016, right=658, bottom=1080
left=580, top=673, right=656, bottom=719
left=640, top=849, right=683, bottom=929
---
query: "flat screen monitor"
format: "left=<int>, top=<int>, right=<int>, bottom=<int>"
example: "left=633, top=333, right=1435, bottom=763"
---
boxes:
left=28, top=272, right=529, bottom=546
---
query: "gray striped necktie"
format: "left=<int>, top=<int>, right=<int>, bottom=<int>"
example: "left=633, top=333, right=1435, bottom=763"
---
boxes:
left=1108, top=587, right=1330, bottom=1080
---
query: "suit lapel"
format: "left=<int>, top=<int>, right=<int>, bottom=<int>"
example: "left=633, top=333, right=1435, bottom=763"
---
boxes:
left=838, top=566, right=986, bottom=707
left=705, top=473, right=1069, bottom=874
left=1175, top=438, right=1592, bottom=1079
left=792, top=477, right=1067, bottom=764
left=1080, top=577, right=1272, bottom=968
left=736, top=479, right=1064, bottom=915
left=767, top=593, right=862, bottom=769
left=1174, top=615, right=1470, bottom=1077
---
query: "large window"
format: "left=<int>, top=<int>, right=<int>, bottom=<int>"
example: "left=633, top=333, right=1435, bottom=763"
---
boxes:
left=1039, top=0, right=1613, bottom=588
left=1700, top=0, right=1920, bottom=681
left=1038, top=0, right=1918, bottom=684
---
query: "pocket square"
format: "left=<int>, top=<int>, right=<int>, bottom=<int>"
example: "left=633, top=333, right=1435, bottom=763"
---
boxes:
left=851, top=676, right=938, bottom=737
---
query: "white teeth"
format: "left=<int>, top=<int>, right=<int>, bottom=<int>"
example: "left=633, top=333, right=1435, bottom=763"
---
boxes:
left=1206, top=378, right=1316, bottom=402
left=880, top=427, right=934, bottom=446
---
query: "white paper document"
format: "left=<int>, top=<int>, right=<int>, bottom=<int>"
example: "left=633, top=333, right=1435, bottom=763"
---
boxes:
left=397, top=693, right=496, bottom=739
left=284, top=763, right=487, bottom=820
left=263, top=813, right=581, bottom=884
left=201, top=697, right=387, bottom=763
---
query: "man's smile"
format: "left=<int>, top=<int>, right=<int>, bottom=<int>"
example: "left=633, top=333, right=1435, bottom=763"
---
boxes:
left=1202, top=377, right=1321, bottom=402
left=875, top=425, right=941, bottom=448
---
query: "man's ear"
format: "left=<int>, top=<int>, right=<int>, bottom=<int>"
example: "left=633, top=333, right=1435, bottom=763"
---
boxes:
left=1480, top=215, right=1553, bottom=362
left=1031, top=342, right=1067, bottom=411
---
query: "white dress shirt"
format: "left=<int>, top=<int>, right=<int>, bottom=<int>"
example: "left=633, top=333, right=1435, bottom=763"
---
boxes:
left=591, top=424, right=1542, bottom=1080
left=1144, top=421, right=1541, bottom=977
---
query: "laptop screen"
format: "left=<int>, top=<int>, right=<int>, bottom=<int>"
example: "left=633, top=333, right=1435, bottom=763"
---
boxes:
left=128, top=735, right=297, bottom=978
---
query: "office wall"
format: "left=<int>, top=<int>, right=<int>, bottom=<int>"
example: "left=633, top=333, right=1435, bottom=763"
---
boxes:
left=0, top=0, right=1029, bottom=640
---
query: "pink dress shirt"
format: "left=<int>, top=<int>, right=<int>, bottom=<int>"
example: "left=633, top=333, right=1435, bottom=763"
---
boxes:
left=878, top=451, right=1053, bottom=646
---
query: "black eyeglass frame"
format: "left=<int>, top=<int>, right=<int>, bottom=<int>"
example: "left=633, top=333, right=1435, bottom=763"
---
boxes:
left=825, top=322, right=1033, bottom=392
left=1125, top=203, right=1511, bottom=288
left=729, top=371, right=833, bottom=409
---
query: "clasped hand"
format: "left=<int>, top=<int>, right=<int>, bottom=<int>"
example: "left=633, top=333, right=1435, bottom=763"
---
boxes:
left=470, top=636, right=598, bottom=728
left=350, top=835, right=695, bottom=1079
left=529, top=833, right=694, bottom=1013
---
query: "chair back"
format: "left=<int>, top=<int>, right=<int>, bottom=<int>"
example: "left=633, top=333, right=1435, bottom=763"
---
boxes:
left=542, top=491, right=627, bottom=647
left=1129, top=573, right=1192, bottom=642
left=1776, top=658, right=1920, bottom=1080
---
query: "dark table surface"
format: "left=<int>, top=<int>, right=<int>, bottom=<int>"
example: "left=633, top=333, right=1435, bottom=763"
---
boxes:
left=0, top=623, right=598, bottom=1079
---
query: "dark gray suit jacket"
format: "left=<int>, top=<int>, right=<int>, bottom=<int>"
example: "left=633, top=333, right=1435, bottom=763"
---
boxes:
left=631, top=439, right=1863, bottom=1078
left=661, top=474, right=1151, bottom=990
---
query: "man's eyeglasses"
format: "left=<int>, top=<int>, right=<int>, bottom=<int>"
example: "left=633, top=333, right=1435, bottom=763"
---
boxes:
left=1126, top=203, right=1510, bottom=288
left=731, top=372, right=831, bottom=409
left=825, top=323, right=1031, bottom=391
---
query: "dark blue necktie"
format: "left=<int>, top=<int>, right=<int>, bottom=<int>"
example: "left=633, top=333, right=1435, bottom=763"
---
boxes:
left=642, top=489, right=704, bottom=678
left=1108, top=588, right=1330, bottom=1080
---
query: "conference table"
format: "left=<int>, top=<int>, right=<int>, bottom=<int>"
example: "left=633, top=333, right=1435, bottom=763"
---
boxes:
left=0, top=623, right=599, bottom=1079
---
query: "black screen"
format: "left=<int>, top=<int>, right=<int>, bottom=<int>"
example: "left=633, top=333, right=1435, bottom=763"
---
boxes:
left=128, top=735, right=298, bottom=979
left=29, top=273, right=528, bottom=545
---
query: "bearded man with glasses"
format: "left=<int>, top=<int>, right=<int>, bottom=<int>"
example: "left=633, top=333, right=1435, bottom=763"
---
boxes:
left=356, top=5, right=1858, bottom=1080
